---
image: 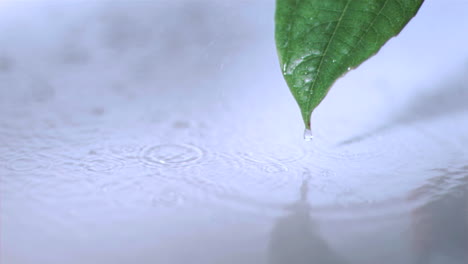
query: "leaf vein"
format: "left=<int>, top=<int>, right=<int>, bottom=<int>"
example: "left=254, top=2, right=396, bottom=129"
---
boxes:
left=304, top=0, right=352, bottom=117
left=347, top=0, right=390, bottom=64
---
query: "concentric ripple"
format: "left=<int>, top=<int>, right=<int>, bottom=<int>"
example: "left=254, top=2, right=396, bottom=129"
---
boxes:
left=80, top=158, right=125, bottom=173
left=139, top=144, right=204, bottom=167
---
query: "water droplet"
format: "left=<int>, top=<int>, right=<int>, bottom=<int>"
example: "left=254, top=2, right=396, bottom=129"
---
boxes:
left=303, top=129, right=313, bottom=141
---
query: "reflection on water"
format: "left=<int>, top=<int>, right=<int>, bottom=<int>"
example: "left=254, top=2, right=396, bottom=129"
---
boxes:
left=409, top=166, right=468, bottom=264
left=340, top=66, right=468, bottom=146
left=269, top=177, right=346, bottom=264
left=0, top=56, right=13, bottom=72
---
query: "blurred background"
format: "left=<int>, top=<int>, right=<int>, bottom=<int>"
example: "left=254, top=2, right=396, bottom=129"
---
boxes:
left=0, top=0, right=467, bottom=263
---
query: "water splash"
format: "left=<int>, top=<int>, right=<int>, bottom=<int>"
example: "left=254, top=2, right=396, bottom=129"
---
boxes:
left=303, top=128, right=313, bottom=141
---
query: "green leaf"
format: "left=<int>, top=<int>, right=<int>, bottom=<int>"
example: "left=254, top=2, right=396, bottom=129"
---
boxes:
left=275, top=0, right=424, bottom=130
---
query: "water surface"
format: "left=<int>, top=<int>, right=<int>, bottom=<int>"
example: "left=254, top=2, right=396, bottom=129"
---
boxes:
left=1, top=1, right=467, bottom=263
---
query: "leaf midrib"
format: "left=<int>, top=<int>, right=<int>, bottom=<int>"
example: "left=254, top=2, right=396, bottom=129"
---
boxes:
left=305, top=0, right=352, bottom=114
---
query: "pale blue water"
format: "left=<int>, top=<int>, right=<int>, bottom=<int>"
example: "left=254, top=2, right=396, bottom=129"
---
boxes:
left=0, top=1, right=467, bottom=264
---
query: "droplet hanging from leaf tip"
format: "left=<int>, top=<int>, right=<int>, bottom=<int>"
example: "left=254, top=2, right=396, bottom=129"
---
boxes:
left=303, top=128, right=313, bottom=141
left=275, top=0, right=424, bottom=136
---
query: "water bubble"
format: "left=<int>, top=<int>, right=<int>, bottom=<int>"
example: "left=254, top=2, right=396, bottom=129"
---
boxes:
left=303, top=129, right=313, bottom=141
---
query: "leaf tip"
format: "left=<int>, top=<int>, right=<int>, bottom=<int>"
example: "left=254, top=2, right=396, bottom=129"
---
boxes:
left=300, top=108, right=312, bottom=130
